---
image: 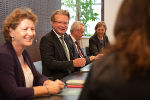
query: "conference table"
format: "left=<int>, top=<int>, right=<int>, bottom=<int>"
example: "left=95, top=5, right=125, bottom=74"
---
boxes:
left=33, top=64, right=91, bottom=100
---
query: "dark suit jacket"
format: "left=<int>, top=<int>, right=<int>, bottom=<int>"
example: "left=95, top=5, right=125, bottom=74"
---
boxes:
left=79, top=51, right=150, bottom=100
left=67, top=35, right=90, bottom=65
left=40, top=30, right=75, bottom=80
left=89, top=35, right=110, bottom=56
left=0, top=42, right=48, bottom=100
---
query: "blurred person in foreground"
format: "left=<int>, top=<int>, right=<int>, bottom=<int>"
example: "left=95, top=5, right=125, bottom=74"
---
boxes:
left=0, top=7, right=64, bottom=100
left=89, top=21, right=110, bottom=56
left=40, top=9, right=86, bottom=80
left=79, top=0, right=150, bottom=99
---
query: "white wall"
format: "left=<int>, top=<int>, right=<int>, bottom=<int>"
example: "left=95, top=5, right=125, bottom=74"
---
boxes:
left=104, top=0, right=123, bottom=44
left=80, top=36, right=89, bottom=49
left=80, top=0, right=123, bottom=48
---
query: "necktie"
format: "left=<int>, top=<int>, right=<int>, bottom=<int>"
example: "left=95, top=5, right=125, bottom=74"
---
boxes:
left=60, top=36, right=69, bottom=60
left=75, top=41, right=84, bottom=58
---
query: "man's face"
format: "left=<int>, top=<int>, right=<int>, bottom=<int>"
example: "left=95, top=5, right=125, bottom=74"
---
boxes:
left=74, top=25, right=84, bottom=41
left=51, top=14, right=69, bottom=35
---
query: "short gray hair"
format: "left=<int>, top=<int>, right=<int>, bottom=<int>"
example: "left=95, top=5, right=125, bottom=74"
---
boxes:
left=70, top=21, right=84, bottom=33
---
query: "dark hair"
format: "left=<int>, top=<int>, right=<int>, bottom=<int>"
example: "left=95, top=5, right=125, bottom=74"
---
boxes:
left=2, top=7, right=37, bottom=42
left=106, top=0, right=150, bottom=79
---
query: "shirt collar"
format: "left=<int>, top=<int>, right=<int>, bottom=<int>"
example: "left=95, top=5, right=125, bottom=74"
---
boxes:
left=53, top=29, right=62, bottom=38
left=70, top=34, right=76, bottom=43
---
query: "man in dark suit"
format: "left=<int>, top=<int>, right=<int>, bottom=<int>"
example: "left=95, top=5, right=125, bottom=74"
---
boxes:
left=68, top=21, right=103, bottom=64
left=40, top=9, right=86, bottom=80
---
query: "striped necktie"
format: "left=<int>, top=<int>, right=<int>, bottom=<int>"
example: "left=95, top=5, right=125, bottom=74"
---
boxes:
left=60, top=36, right=69, bottom=60
left=75, top=41, right=84, bottom=58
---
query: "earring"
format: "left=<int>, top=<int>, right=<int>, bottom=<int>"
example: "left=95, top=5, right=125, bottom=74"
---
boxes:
left=12, top=37, right=15, bottom=41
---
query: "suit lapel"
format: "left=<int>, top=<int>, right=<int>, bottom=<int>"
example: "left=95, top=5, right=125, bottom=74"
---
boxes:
left=51, top=31, right=68, bottom=60
left=67, top=35, right=80, bottom=59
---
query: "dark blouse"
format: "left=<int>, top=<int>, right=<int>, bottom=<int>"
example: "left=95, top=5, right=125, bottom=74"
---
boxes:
left=89, top=35, right=110, bottom=56
left=0, top=42, right=48, bottom=100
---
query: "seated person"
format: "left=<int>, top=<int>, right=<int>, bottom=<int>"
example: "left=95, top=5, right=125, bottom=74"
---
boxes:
left=40, top=9, right=86, bottom=80
left=0, top=7, right=64, bottom=100
left=89, top=21, right=110, bottom=56
left=79, top=0, right=150, bottom=99
left=68, top=21, right=102, bottom=65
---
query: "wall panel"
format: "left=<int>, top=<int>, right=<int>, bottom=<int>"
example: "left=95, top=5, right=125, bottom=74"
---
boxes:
left=0, top=0, right=61, bottom=62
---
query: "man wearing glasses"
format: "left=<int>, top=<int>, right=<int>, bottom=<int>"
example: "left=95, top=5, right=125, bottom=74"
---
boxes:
left=40, top=9, right=86, bottom=80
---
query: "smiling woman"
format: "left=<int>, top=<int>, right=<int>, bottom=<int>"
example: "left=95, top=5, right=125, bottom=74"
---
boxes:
left=89, top=21, right=110, bottom=56
left=9, top=19, right=36, bottom=48
left=0, top=7, right=64, bottom=100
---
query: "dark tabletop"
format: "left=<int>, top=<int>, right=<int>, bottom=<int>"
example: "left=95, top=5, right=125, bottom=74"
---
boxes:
left=33, top=64, right=90, bottom=100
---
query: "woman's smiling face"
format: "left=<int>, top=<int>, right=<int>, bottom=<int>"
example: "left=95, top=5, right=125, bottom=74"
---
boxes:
left=10, top=18, right=36, bottom=48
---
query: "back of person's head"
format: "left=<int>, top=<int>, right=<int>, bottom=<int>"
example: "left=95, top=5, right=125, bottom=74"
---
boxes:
left=111, top=0, right=150, bottom=78
left=70, top=21, right=84, bottom=34
left=94, top=21, right=107, bottom=36
left=2, top=7, right=37, bottom=43
left=51, top=9, right=70, bottom=22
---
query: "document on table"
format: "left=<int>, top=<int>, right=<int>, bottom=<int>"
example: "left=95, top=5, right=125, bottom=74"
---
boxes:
left=66, top=80, right=84, bottom=88
left=80, top=64, right=91, bottom=72
left=57, top=88, right=82, bottom=96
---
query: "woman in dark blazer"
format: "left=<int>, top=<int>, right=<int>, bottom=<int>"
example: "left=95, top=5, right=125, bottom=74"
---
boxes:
left=0, top=7, right=64, bottom=100
left=89, top=21, right=110, bottom=56
left=79, top=0, right=150, bottom=99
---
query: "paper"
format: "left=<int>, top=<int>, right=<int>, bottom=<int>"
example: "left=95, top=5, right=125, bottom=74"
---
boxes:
left=57, top=88, right=82, bottom=95
left=66, top=80, right=85, bottom=85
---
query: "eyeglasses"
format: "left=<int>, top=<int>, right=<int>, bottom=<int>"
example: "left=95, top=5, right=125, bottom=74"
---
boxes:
left=54, top=21, right=69, bottom=25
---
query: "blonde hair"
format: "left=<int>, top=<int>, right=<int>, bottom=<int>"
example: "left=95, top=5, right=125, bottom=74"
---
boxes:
left=51, top=9, right=70, bottom=22
left=70, top=21, right=84, bottom=33
left=2, top=7, right=37, bottom=42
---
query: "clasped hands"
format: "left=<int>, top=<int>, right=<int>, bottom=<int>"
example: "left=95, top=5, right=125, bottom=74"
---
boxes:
left=73, top=58, right=86, bottom=67
left=43, top=79, right=65, bottom=94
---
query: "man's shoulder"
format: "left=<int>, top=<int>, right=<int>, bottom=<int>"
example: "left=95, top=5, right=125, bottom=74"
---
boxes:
left=41, top=30, right=55, bottom=40
left=66, top=34, right=72, bottom=40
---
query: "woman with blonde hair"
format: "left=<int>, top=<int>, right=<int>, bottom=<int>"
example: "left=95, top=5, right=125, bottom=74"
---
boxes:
left=89, top=21, right=110, bottom=56
left=0, top=7, right=64, bottom=100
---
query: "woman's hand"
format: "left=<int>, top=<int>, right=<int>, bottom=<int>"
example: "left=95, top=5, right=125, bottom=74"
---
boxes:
left=54, top=79, right=65, bottom=89
left=43, top=79, right=65, bottom=94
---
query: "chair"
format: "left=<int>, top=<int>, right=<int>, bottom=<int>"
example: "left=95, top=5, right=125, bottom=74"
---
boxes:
left=33, top=61, right=42, bottom=74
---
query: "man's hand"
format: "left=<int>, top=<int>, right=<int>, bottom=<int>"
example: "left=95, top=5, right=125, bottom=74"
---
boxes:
left=73, top=58, right=86, bottom=67
left=89, top=56, right=95, bottom=61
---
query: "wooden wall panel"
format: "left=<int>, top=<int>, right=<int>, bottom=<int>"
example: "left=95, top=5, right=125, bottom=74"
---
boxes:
left=0, top=0, right=61, bottom=62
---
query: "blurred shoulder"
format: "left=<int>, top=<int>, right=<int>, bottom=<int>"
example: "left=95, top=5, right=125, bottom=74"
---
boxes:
left=91, top=51, right=125, bottom=83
